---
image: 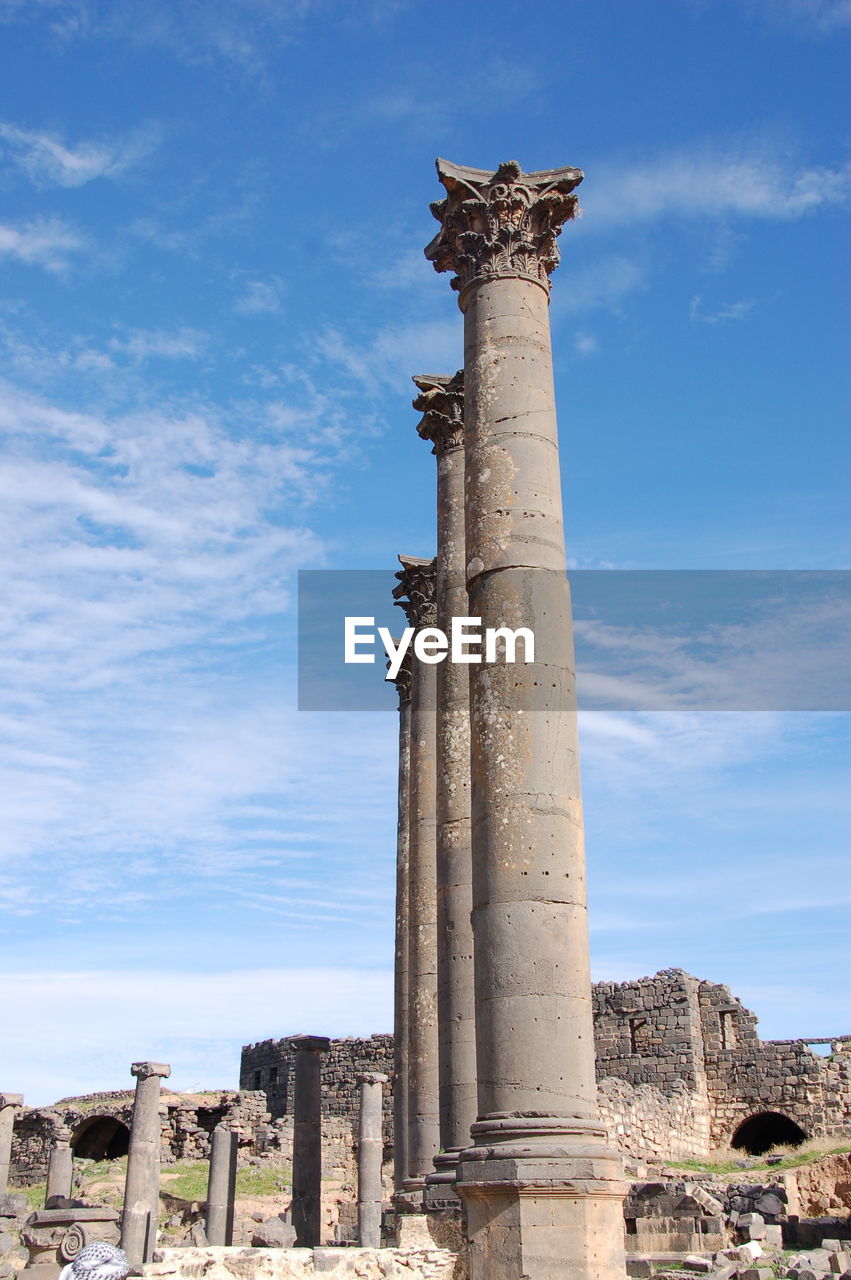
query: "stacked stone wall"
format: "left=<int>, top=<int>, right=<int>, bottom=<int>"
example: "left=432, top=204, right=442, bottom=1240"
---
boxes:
left=696, top=981, right=850, bottom=1146
left=241, top=976, right=850, bottom=1164
left=597, top=1076, right=711, bottom=1160
left=241, top=1036, right=394, bottom=1135
left=10, top=1090, right=270, bottom=1186
left=593, top=968, right=708, bottom=1096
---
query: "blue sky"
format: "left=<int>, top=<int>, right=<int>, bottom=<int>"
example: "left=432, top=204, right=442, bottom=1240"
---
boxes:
left=0, top=0, right=848, bottom=1105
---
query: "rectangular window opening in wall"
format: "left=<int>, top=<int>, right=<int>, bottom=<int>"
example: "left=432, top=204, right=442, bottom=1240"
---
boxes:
left=253, top=1071, right=261, bottom=1089
left=629, top=1017, right=648, bottom=1054
left=269, top=1066, right=278, bottom=1085
left=720, top=1010, right=737, bottom=1050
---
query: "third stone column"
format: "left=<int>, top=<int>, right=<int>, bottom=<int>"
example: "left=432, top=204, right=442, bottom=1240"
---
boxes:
left=388, top=649, right=413, bottom=1198
left=392, top=556, right=439, bottom=1200
left=426, top=158, right=627, bottom=1280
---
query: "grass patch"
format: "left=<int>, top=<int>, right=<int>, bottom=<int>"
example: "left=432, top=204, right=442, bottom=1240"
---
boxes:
left=667, top=1138, right=851, bottom=1178
left=235, top=1165, right=292, bottom=1197
left=161, top=1160, right=292, bottom=1203
left=22, top=1182, right=47, bottom=1209
left=161, top=1162, right=209, bottom=1202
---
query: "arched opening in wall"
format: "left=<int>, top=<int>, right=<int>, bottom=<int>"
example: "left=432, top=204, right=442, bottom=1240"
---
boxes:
left=731, top=1112, right=807, bottom=1157
left=71, top=1116, right=131, bottom=1161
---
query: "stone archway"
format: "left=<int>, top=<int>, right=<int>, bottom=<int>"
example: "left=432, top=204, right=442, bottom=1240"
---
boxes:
left=731, top=1111, right=807, bottom=1156
left=71, top=1115, right=130, bottom=1161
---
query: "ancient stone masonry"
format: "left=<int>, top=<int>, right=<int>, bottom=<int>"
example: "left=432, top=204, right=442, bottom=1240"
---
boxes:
left=697, top=982, right=851, bottom=1149
left=238, top=971, right=850, bottom=1173
left=593, top=968, right=851, bottom=1153
left=240, top=1036, right=394, bottom=1134
left=594, top=969, right=710, bottom=1095
left=11, top=1090, right=269, bottom=1186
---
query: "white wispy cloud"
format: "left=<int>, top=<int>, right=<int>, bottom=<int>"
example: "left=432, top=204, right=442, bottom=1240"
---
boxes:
left=318, top=317, right=461, bottom=395
left=584, top=144, right=851, bottom=228
left=554, top=254, right=647, bottom=316
left=108, top=326, right=209, bottom=361
left=573, top=583, right=851, bottom=711
left=689, top=295, right=756, bottom=324
left=0, top=0, right=337, bottom=74
left=574, top=332, right=599, bottom=356
left=0, top=216, right=84, bottom=272
left=749, top=0, right=851, bottom=35
left=0, top=372, right=395, bottom=912
left=0, top=120, right=158, bottom=187
left=3, top=966, right=393, bottom=1104
left=234, top=278, right=283, bottom=315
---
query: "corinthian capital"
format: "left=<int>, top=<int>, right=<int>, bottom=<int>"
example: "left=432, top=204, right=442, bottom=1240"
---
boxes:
left=387, top=646, right=413, bottom=707
left=425, top=157, right=583, bottom=295
left=413, top=370, right=464, bottom=455
left=393, top=555, right=437, bottom=629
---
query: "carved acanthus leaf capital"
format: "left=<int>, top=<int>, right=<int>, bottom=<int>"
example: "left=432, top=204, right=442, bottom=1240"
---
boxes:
left=386, top=646, right=413, bottom=707
left=413, top=370, right=464, bottom=455
left=425, top=157, right=583, bottom=295
left=393, top=555, right=437, bottom=629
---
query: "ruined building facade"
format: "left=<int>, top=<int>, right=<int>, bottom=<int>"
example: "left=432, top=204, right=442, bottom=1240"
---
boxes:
left=240, top=971, right=851, bottom=1162
left=11, top=1089, right=270, bottom=1186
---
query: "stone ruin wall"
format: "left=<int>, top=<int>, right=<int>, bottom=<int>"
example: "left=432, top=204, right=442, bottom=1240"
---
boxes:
left=240, top=1035, right=394, bottom=1137
left=11, top=1089, right=270, bottom=1185
left=12, top=971, right=849, bottom=1184
left=697, top=981, right=851, bottom=1147
left=242, top=972, right=850, bottom=1163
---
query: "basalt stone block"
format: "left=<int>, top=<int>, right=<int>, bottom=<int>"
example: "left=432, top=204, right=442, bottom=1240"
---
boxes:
left=0, top=1197, right=27, bottom=1220
left=754, top=1192, right=786, bottom=1217
left=249, top=1216, right=296, bottom=1249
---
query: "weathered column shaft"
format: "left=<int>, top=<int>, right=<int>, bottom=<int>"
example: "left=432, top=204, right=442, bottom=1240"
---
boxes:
left=121, top=1061, right=170, bottom=1271
left=464, top=273, right=598, bottom=1118
left=45, top=1128, right=73, bottom=1206
left=290, top=1035, right=329, bottom=1247
left=357, top=1072, right=387, bottom=1248
left=205, top=1125, right=238, bottom=1246
left=393, top=557, right=439, bottom=1190
left=390, top=655, right=413, bottom=1196
left=0, top=1094, right=23, bottom=1196
left=426, top=158, right=627, bottom=1280
left=414, top=374, right=477, bottom=1196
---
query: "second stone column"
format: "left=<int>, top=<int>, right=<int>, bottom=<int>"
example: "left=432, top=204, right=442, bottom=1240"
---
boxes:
left=412, top=373, right=477, bottom=1205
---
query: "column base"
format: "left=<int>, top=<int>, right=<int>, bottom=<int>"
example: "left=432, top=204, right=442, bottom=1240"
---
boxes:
left=392, top=1179, right=425, bottom=1214
left=456, top=1114, right=628, bottom=1280
left=423, top=1149, right=462, bottom=1210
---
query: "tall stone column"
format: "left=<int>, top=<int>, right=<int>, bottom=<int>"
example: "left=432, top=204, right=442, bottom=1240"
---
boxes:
left=290, top=1035, right=329, bottom=1247
left=356, top=1072, right=388, bottom=1248
left=121, top=1061, right=170, bottom=1272
left=413, top=374, right=477, bottom=1204
left=392, top=557, right=439, bottom=1195
left=0, top=1094, right=23, bottom=1196
left=426, top=159, right=627, bottom=1280
left=205, top=1125, right=238, bottom=1246
left=45, top=1125, right=74, bottom=1206
left=388, top=650, right=413, bottom=1197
